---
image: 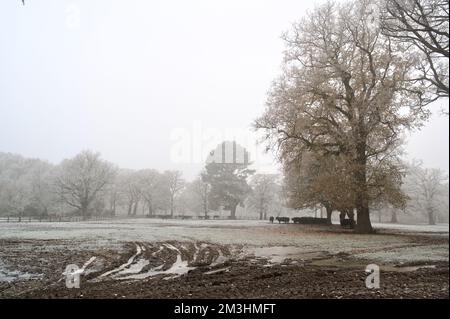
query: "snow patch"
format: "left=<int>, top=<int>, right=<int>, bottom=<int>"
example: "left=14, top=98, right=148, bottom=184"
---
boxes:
left=99, top=243, right=142, bottom=278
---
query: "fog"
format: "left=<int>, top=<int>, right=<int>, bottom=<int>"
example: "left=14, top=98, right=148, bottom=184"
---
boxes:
left=1, top=0, right=447, bottom=180
left=0, top=0, right=448, bottom=301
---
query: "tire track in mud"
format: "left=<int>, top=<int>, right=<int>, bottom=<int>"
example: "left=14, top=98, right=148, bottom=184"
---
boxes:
left=90, top=242, right=233, bottom=282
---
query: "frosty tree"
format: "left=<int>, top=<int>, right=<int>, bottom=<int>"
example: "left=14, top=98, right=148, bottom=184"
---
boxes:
left=248, top=174, right=279, bottom=220
left=202, top=141, right=254, bottom=219
left=164, top=170, right=185, bottom=218
left=255, top=0, right=428, bottom=233
left=381, top=0, right=449, bottom=109
left=404, top=161, right=449, bottom=225
left=55, top=150, right=116, bottom=220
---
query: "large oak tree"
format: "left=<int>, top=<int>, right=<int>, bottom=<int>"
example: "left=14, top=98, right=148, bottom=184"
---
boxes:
left=255, top=0, right=427, bottom=233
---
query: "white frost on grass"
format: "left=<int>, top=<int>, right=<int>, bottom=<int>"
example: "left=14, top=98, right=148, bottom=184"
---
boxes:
left=373, top=223, right=449, bottom=234
left=0, top=219, right=448, bottom=267
left=354, top=244, right=449, bottom=264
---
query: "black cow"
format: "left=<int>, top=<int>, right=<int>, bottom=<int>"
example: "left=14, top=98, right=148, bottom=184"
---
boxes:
left=275, top=217, right=290, bottom=224
left=341, top=219, right=356, bottom=229
left=339, top=210, right=356, bottom=229
left=269, top=216, right=274, bottom=223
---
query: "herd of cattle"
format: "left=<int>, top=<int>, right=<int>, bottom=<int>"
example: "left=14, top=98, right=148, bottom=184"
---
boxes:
left=269, top=216, right=355, bottom=229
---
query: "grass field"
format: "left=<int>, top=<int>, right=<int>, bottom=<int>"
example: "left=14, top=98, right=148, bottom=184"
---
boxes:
left=0, top=219, right=448, bottom=298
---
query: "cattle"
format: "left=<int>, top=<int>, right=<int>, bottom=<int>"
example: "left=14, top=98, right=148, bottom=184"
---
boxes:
left=341, top=219, right=356, bottom=229
left=275, top=217, right=290, bottom=224
left=339, top=210, right=356, bottom=229
left=269, top=216, right=274, bottom=223
left=292, top=217, right=328, bottom=225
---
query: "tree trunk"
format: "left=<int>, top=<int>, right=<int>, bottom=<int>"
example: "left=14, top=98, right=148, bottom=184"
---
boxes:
left=127, top=201, right=133, bottom=216
left=110, top=199, right=116, bottom=217
left=356, top=208, right=372, bottom=233
left=354, top=142, right=373, bottom=234
left=133, top=201, right=138, bottom=216
left=390, top=209, right=398, bottom=223
left=81, top=207, right=87, bottom=220
left=170, top=197, right=174, bottom=218
left=203, top=201, right=208, bottom=219
left=81, top=203, right=89, bottom=221
left=325, top=205, right=333, bottom=225
left=427, top=208, right=436, bottom=225
left=259, top=197, right=265, bottom=220
left=230, top=204, right=237, bottom=220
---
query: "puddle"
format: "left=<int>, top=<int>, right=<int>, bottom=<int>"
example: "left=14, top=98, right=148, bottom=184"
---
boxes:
left=210, top=249, right=228, bottom=266
left=249, top=246, right=328, bottom=264
left=385, top=265, right=437, bottom=272
left=0, top=263, right=42, bottom=282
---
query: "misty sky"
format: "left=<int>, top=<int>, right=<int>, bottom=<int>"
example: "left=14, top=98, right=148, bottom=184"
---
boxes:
left=0, top=0, right=448, bottom=180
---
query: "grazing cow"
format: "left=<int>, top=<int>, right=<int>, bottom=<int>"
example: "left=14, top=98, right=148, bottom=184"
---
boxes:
left=269, top=216, right=274, bottom=223
left=275, top=217, right=290, bottom=224
left=339, top=210, right=356, bottom=229
left=341, top=219, right=356, bottom=229
left=292, top=217, right=328, bottom=225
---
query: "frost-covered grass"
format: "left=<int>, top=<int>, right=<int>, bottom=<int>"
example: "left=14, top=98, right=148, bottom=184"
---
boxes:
left=354, top=244, right=449, bottom=264
left=372, top=222, right=449, bottom=234
left=0, top=218, right=447, bottom=265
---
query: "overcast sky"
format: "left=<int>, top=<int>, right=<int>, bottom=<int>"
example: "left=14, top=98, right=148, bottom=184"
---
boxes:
left=0, top=0, right=448, bottom=180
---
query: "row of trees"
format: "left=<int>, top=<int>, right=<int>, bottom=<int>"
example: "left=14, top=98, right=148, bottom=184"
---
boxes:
left=0, top=145, right=281, bottom=220
left=0, top=151, right=187, bottom=220
left=255, top=0, right=449, bottom=233
left=0, top=148, right=446, bottom=224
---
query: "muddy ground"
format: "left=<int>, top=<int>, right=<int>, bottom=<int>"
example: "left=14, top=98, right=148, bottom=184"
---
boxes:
left=0, top=223, right=448, bottom=299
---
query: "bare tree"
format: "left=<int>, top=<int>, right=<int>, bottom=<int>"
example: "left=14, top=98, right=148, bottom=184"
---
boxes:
left=29, top=160, right=57, bottom=216
left=248, top=174, right=278, bottom=220
left=138, top=169, right=163, bottom=216
left=164, top=170, right=185, bottom=218
left=193, top=177, right=210, bottom=218
left=381, top=0, right=449, bottom=108
left=0, top=153, right=57, bottom=219
left=404, top=161, right=448, bottom=225
left=255, top=0, right=426, bottom=233
left=119, top=170, right=142, bottom=216
left=55, top=150, right=116, bottom=220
